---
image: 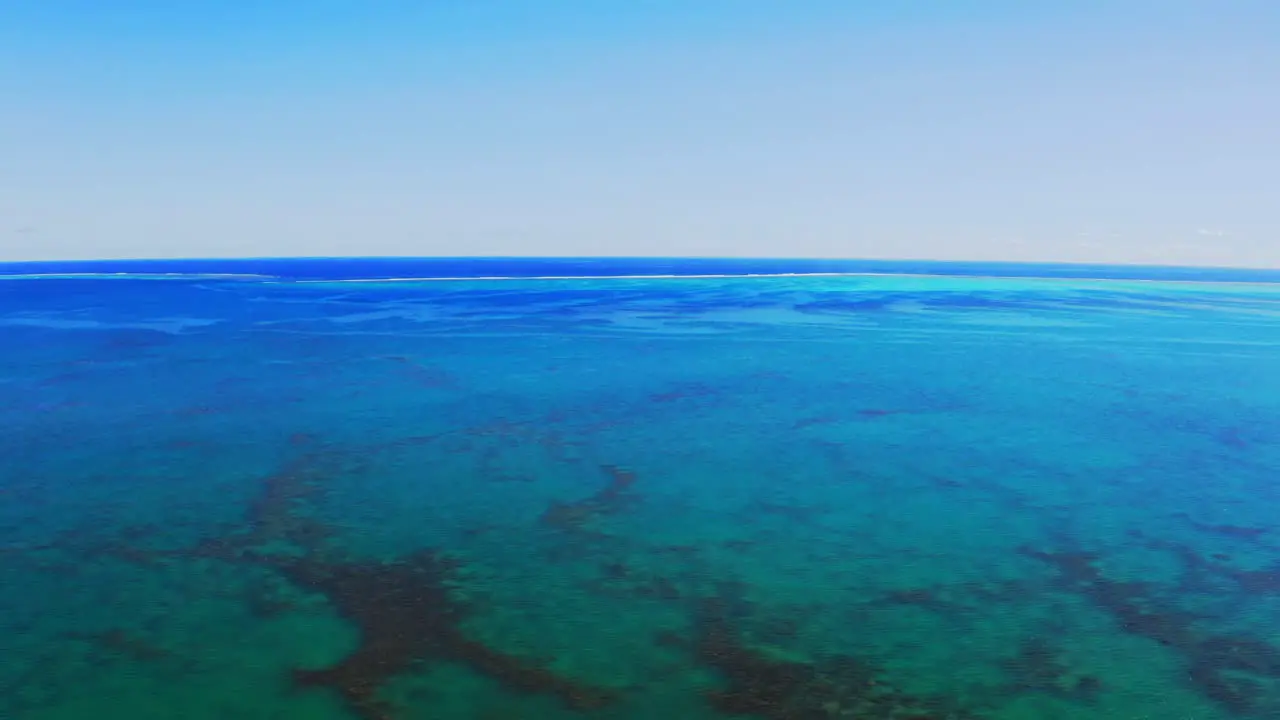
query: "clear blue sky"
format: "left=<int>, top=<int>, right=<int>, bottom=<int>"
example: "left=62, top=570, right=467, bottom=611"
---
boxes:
left=2, top=1, right=1277, bottom=265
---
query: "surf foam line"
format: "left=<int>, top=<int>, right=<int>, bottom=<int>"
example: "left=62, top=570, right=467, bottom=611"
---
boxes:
left=0, top=273, right=278, bottom=280
left=286, top=272, right=882, bottom=283
left=2, top=271, right=1277, bottom=291
left=280, top=273, right=1280, bottom=290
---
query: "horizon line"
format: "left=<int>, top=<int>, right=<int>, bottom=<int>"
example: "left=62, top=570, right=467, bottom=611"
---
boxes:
left=2, top=255, right=1279, bottom=273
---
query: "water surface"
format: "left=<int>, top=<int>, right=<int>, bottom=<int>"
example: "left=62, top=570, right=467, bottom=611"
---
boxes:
left=2, top=259, right=1279, bottom=719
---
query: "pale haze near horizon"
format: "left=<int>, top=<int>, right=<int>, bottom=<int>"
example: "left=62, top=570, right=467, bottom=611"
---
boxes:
left=2, top=2, right=1277, bottom=267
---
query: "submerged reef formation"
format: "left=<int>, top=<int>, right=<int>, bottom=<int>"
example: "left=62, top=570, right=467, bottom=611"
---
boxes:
left=540, top=463, right=640, bottom=534
left=193, top=444, right=619, bottom=719
left=675, top=595, right=980, bottom=719
left=1025, top=546, right=1280, bottom=717
left=998, top=636, right=1102, bottom=703
left=62, top=628, right=174, bottom=665
left=273, top=550, right=615, bottom=718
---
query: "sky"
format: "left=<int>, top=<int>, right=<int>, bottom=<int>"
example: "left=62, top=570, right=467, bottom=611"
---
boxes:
left=2, top=1, right=1277, bottom=266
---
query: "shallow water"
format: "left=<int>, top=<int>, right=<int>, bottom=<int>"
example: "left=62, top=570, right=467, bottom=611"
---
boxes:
left=3, top=261, right=1280, bottom=719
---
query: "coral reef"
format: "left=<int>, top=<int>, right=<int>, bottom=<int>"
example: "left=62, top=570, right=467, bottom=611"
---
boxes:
left=63, top=628, right=172, bottom=664
left=651, top=381, right=720, bottom=404
left=588, top=559, right=683, bottom=601
left=195, top=447, right=619, bottom=719
left=683, top=596, right=980, bottom=719
left=272, top=550, right=615, bottom=718
left=998, top=637, right=1101, bottom=703
left=540, top=463, right=639, bottom=533
left=1025, top=546, right=1280, bottom=716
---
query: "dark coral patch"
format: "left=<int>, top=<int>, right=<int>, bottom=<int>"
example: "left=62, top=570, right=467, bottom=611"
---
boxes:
left=687, top=596, right=979, bottom=719
left=1025, top=545, right=1280, bottom=716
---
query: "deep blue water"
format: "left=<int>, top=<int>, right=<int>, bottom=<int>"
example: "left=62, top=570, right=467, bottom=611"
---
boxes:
left=2, top=258, right=1280, bottom=719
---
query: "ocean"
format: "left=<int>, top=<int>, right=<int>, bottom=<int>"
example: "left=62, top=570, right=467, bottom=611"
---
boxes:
left=2, top=257, right=1279, bottom=719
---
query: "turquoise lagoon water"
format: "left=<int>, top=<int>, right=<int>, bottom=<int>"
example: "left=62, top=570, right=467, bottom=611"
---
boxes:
left=2, top=258, right=1280, bottom=719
